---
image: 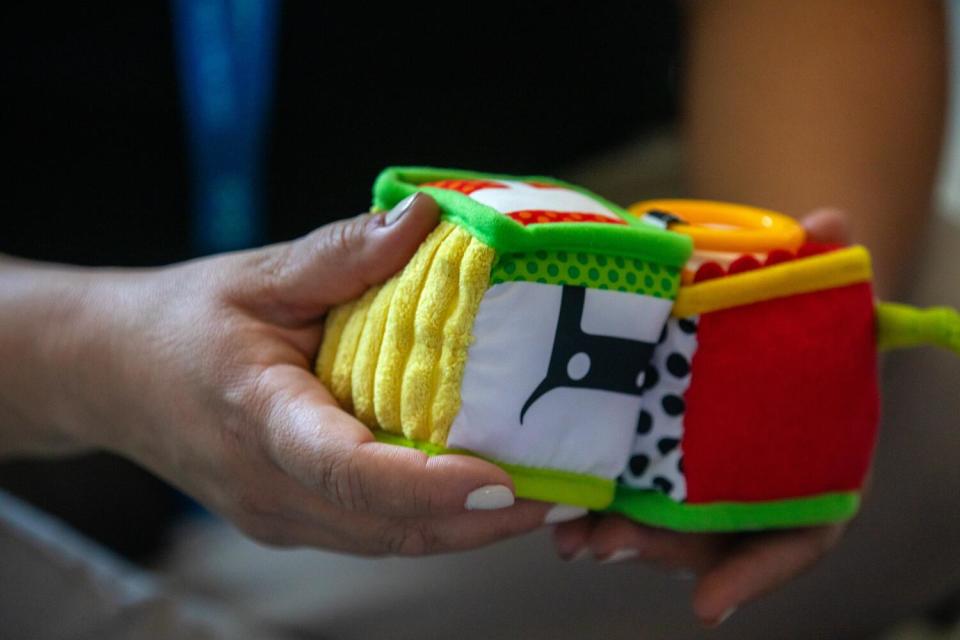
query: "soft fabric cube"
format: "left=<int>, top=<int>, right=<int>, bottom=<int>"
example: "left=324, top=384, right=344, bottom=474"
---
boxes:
left=613, top=245, right=880, bottom=530
left=317, top=167, right=958, bottom=529
left=317, top=167, right=691, bottom=508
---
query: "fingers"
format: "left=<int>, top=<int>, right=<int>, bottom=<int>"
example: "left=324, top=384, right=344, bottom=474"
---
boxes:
left=691, top=525, right=845, bottom=627
left=576, top=516, right=728, bottom=572
left=557, top=514, right=845, bottom=627
left=347, top=441, right=519, bottom=516
left=800, top=207, right=852, bottom=244
left=374, top=500, right=553, bottom=556
left=239, top=192, right=440, bottom=323
left=254, top=364, right=519, bottom=518
left=553, top=515, right=597, bottom=560
left=247, top=496, right=552, bottom=556
left=210, top=438, right=550, bottom=557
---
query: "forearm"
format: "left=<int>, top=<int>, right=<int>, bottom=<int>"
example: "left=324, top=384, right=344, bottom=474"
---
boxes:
left=0, top=256, right=97, bottom=457
left=683, top=0, right=947, bottom=298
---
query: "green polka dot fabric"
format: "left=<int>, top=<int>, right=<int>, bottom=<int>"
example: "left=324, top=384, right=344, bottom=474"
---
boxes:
left=490, top=249, right=680, bottom=299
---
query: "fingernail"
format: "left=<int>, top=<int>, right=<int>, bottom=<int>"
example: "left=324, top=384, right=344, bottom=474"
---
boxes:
left=384, top=193, right=420, bottom=225
left=561, top=546, right=590, bottom=562
left=599, top=548, right=639, bottom=564
left=465, top=485, right=514, bottom=510
left=544, top=504, right=589, bottom=524
left=706, top=607, right=737, bottom=628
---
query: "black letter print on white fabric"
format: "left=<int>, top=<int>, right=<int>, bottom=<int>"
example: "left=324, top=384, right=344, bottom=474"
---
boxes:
left=520, top=286, right=656, bottom=423
left=638, top=209, right=685, bottom=230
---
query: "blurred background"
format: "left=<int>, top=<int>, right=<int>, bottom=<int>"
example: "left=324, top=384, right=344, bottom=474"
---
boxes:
left=0, top=0, right=679, bottom=559
left=1, top=1, right=959, bottom=638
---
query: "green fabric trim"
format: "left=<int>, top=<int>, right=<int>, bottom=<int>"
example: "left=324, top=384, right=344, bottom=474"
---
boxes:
left=373, top=167, right=693, bottom=269
left=609, top=487, right=861, bottom=532
left=374, top=165, right=633, bottom=220
left=876, top=302, right=960, bottom=356
left=490, top=249, right=680, bottom=299
left=372, top=430, right=614, bottom=509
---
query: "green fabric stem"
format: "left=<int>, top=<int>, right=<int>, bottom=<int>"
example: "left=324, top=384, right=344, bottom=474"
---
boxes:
left=876, top=302, right=960, bottom=355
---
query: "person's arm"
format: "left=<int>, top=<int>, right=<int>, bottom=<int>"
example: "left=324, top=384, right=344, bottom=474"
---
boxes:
left=684, top=0, right=947, bottom=297
left=0, top=194, right=559, bottom=554
left=0, top=257, right=99, bottom=456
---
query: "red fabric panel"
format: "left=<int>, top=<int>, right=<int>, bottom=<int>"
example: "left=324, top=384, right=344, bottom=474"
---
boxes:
left=525, top=181, right=564, bottom=189
left=420, top=179, right=506, bottom=195
left=683, top=282, right=879, bottom=503
left=507, top=210, right=627, bottom=226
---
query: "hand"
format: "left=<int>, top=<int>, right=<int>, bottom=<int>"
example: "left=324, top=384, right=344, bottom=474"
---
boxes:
left=16, top=193, right=558, bottom=555
left=552, top=209, right=858, bottom=626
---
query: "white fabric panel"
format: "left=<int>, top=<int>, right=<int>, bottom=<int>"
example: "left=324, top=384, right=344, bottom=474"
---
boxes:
left=469, top=180, right=618, bottom=219
left=580, top=287, right=671, bottom=342
left=448, top=281, right=665, bottom=479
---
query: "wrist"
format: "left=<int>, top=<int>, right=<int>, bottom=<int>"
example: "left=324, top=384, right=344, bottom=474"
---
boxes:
left=0, top=259, right=110, bottom=456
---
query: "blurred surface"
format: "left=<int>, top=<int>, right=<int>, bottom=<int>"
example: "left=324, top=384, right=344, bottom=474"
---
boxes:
left=0, top=491, right=283, bottom=640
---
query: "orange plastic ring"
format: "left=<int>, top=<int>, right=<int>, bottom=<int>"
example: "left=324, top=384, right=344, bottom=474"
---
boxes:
left=628, top=199, right=805, bottom=253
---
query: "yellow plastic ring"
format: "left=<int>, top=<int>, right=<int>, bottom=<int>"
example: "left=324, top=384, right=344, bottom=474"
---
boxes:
left=628, top=199, right=805, bottom=253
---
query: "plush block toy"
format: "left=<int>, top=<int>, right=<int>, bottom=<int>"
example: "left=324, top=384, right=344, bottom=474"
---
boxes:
left=317, top=167, right=960, bottom=530
left=318, top=167, right=691, bottom=509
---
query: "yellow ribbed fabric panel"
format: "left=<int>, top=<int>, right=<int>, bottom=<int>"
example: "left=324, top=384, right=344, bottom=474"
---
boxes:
left=430, top=236, right=495, bottom=444
left=401, top=228, right=471, bottom=442
left=317, top=222, right=493, bottom=445
left=316, top=300, right=355, bottom=387
left=351, top=279, right=396, bottom=427
left=374, top=222, right=456, bottom=433
left=329, top=286, right=378, bottom=413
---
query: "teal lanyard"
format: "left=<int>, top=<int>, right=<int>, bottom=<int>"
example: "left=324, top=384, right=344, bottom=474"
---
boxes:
left=173, top=0, right=278, bottom=254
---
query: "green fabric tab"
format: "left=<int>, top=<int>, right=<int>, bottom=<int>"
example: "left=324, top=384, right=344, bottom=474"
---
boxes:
left=610, top=487, right=861, bottom=532
left=373, top=166, right=693, bottom=269
left=490, top=249, right=680, bottom=299
left=372, top=430, right=614, bottom=510
left=876, top=302, right=960, bottom=355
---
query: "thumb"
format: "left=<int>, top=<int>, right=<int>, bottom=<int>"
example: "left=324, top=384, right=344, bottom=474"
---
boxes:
left=244, top=193, right=439, bottom=322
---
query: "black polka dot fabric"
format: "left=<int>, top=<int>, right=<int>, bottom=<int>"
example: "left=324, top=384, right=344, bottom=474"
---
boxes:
left=678, top=318, right=697, bottom=334
left=629, top=454, right=649, bottom=476
left=656, top=437, right=679, bottom=455
left=652, top=476, right=674, bottom=494
left=661, top=394, right=685, bottom=416
left=666, top=353, right=690, bottom=378
left=636, top=409, right=653, bottom=434
left=619, top=316, right=698, bottom=502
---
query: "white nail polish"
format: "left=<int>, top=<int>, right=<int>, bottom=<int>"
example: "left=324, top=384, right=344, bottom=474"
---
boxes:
left=600, top=548, right=639, bottom=564
left=544, top=504, right=588, bottom=524
left=570, top=547, right=590, bottom=562
left=384, top=193, right=420, bottom=225
left=464, top=485, right=514, bottom=510
left=714, top=607, right=737, bottom=626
